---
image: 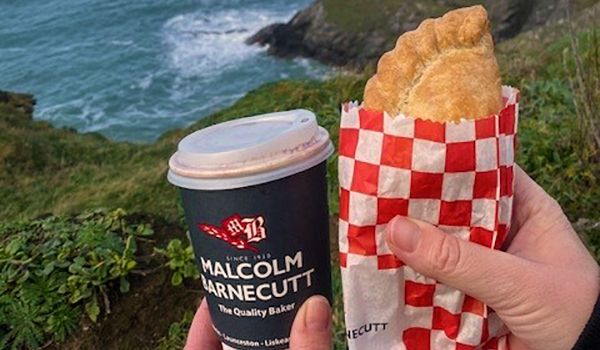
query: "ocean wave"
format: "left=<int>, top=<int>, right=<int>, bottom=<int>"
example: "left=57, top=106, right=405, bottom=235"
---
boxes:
left=0, top=47, right=26, bottom=53
left=110, top=40, right=134, bottom=46
left=11, top=0, right=324, bottom=142
left=37, top=97, right=106, bottom=132
left=137, top=73, right=154, bottom=90
left=293, top=57, right=335, bottom=80
left=161, top=6, right=295, bottom=78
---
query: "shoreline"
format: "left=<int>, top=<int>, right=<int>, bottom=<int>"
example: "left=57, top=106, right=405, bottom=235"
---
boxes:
left=247, top=0, right=598, bottom=68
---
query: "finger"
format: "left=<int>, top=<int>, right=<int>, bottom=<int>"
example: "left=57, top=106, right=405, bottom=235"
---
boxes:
left=185, top=298, right=222, bottom=350
left=289, top=295, right=332, bottom=350
left=385, top=215, right=535, bottom=310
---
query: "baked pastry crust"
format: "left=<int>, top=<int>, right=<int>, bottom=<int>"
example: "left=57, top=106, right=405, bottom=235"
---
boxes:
left=363, top=5, right=503, bottom=122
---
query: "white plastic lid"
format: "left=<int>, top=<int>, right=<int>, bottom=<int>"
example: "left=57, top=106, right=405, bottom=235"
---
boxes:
left=167, top=109, right=334, bottom=190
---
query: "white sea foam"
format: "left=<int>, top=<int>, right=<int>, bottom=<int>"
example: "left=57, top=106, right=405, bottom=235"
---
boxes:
left=293, top=57, right=335, bottom=80
left=138, top=74, right=154, bottom=90
left=110, top=40, right=134, bottom=46
left=37, top=97, right=107, bottom=133
left=0, top=47, right=26, bottom=53
left=161, top=7, right=294, bottom=78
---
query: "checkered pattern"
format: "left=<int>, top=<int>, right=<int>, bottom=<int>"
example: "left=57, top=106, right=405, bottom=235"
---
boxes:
left=339, top=87, right=519, bottom=350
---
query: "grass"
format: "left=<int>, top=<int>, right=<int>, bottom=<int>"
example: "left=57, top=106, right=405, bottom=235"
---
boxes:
left=155, top=311, right=194, bottom=350
left=0, top=76, right=370, bottom=222
left=565, top=15, right=600, bottom=160
left=1, top=15, right=600, bottom=350
left=0, top=100, right=177, bottom=220
left=321, top=0, right=478, bottom=33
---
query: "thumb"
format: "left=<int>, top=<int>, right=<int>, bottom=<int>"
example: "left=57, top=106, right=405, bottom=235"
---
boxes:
left=385, top=216, right=533, bottom=309
left=289, top=295, right=332, bottom=350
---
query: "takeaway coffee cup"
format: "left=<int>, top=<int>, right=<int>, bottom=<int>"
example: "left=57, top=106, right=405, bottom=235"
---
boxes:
left=167, top=109, right=334, bottom=350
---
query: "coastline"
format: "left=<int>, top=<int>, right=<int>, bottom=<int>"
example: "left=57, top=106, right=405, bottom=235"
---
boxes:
left=246, top=0, right=598, bottom=69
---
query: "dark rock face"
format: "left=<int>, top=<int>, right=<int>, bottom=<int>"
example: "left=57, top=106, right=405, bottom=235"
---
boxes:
left=246, top=0, right=573, bottom=68
left=487, top=0, right=536, bottom=39
left=248, top=2, right=377, bottom=67
left=487, top=0, right=572, bottom=38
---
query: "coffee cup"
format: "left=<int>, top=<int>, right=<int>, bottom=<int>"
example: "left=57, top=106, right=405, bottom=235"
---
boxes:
left=168, top=109, right=334, bottom=350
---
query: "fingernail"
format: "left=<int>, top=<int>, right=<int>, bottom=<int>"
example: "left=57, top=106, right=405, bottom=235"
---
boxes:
left=305, top=295, right=331, bottom=331
left=387, top=216, right=421, bottom=253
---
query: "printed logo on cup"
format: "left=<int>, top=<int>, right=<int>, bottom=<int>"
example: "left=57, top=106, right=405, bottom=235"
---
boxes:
left=199, top=214, right=267, bottom=253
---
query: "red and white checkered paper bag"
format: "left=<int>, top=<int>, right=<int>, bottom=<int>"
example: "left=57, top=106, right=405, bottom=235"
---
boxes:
left=338, top=86, right=519, bottom=350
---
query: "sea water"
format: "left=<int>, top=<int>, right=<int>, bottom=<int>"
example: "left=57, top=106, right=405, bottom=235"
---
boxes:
left=0, top=0, right=328, bottom=142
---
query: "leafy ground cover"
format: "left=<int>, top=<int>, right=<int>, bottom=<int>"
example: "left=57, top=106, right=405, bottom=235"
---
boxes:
left=0, top=210, right=150, bottom=348
left=0, top=209, right=202, bottom=349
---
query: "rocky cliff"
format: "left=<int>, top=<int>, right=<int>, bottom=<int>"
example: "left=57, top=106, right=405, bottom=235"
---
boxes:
left=247, top=0, right=591, bottom=68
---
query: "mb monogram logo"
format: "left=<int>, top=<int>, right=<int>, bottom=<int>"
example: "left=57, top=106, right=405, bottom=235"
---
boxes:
left=199, top=214, right=267, bottom=252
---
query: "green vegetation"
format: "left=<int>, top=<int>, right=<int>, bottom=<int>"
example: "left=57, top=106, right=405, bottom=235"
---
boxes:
left=1, top=12, right=599, bottom=350
left=321, top=0, right=598, bottom=37
left=155, top=311, right=194, bottom=350
left=155, top=238, right=199, bottom=286
left=322, top=0, right=479, bottom=33
left=0, top=107, right=180, bottom=221
left=0, top=77, right=369, bottom=221
left=331, top=266, right=346, bottom=349
left=564, top=27, right=600, bottom=160
left=0, top=209, right=152, bottom=349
